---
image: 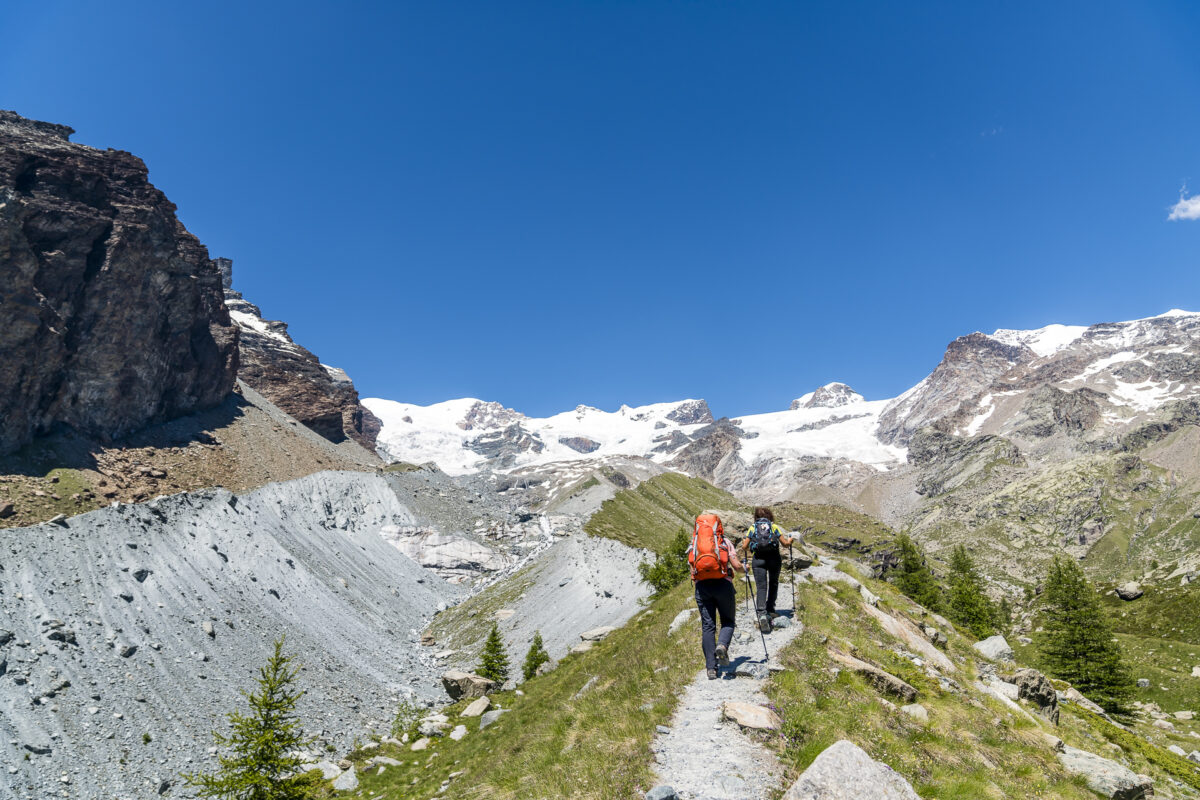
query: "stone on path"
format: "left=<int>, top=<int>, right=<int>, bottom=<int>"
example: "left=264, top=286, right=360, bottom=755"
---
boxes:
left=332, top=766, right=358, bottom=791
left=645, top=786, right=680, bottom=800
left=721, top=701, right=782, bottom=731
left=972, top=635, right=1013, bottom=661
left=441, top=670, right=496, bottom=701
left=829, top=650, right=918, bottom=702
left=668, top=610, right=693, bottom=636
left=1057, top=745, right=1153, bottom=799
left=461, top=695, right=491, bottom=717
left=782, top=739, right=921, bottom=799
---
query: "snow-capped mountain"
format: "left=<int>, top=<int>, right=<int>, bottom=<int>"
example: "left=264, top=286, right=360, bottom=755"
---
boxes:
left=362, top=386, right=903, bottom=479
left=365, top=310, right=1200, bottom=501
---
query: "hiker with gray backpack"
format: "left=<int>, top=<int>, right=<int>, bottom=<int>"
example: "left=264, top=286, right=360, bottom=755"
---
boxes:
left=737, top=506, right=796, bottom=633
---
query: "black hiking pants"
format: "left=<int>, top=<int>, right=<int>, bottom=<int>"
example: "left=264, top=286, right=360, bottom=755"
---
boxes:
left=694, top=578, right=736, bottom=671
left=751, top=550, right=782, bottom=616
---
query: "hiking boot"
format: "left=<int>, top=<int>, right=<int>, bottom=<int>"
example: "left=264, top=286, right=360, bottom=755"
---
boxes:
left=714, top=644, right=729, bottom=666
left=707, top=669, right=719, bottom=680
left=758, top=614, right=772, bottom=633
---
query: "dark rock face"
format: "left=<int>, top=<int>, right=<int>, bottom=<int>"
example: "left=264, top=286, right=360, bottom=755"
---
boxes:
left=0, top=110, right=238, bottom=455
left=796, top=382, right=861, bottom=409
left=666, top=400, right=714, bottom=425
left=218, top=259, right=378, bottom=450
left=466, top=424, right=544, bottom=466
left=558, top=436, right=600, bottom=454
left=1016, top=386, right=1104, bottom=438
left=668, top=418, right=745, bottom=481
left=877, top=333, right=1032, bottom=446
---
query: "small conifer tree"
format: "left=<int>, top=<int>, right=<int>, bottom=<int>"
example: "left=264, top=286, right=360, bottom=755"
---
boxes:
left=946, top=544, right=995, bottom=638
left=521, top=630, right=551, bottom=681
left=892, top=532, right=943, bottom=612
left=637, top=527, right=691, bottom=599
left=1039, top=555, right=1134, bottom=713
left=182, top=636, right=314, bottom=800
left=477, top=623, right=510, bottom=684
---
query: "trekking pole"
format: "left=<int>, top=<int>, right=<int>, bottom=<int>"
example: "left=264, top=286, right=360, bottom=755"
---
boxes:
left=743, top=563, right=769, bottom=662
left=789, top=542, right=796, bottom=613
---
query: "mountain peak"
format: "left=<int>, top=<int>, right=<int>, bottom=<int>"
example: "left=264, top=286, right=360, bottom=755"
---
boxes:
left=792, top=382, right=864, bottom=410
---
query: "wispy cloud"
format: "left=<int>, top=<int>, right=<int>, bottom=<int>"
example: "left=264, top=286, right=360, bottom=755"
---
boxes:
left=1168, top=187, right=1200, bottom=220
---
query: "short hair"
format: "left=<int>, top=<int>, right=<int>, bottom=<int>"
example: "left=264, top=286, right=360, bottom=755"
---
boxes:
left=752, top=506, right=774, bottom=522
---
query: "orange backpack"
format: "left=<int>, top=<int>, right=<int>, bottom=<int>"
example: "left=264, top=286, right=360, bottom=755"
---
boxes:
left=689, top=514, right=730, bottom=581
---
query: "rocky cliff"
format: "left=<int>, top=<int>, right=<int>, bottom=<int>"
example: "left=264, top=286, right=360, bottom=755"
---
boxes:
left=0, top=110, right=238, bottom=456
left=216, top=258, right=380, bottom=449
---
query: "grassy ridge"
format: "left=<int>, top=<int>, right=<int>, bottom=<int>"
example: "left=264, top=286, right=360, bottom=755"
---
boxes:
left=344, top=581, right=700, bottom=799
left=583, top=472, right=744, bottom=554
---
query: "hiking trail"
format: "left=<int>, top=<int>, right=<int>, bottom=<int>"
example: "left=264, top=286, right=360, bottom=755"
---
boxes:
left=651, top=577, right=805, bottom=800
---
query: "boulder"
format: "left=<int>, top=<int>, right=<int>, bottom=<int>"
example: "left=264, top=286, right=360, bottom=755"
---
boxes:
left=721, top=701, right=782, bottom=731
left=441, top=670, right=496, bottom=701
left=449, top=725, right=467, bottom=741
left=900, top=704, right=929, bottom=723
left=1168, top=745, right=1187, bottom=757
left=410, top=738, right=430, bottom=752
left=1137, top=678, right=1151, bottom=689
left=1064, top=687, right=1105, bottom=715
left=1116, top=583, right=1143, bottom=601
left=829, top=650, right=918, bottom=702
left=668, top=609, right=694, bottom=636
left=580, top=626, right=617, bottom=642
left=1174, top=710, right=1194, bottom=721
left=1057, top=745, right=1153, bottom=799
left=1192, top=665, right=1200, bottom=678
left=1014, top=668, right=1060, bottom=724
left=461, top=696, right=491, bottom=718
left=922, top=625, right=948, bottom=648
left=972, top=635, right=1013, bottom=661
left=1188, top=751, right=1200, bottom=764
left=782, top=739, right=921, bottom=799
left=309, top=761, right=342, bottom=780
left=332, top=766, right=358, bottom=791
left=859, top=605, right=956, bottom=673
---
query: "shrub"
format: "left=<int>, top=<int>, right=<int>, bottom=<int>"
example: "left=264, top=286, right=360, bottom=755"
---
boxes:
left=637, top=527, right=691, bottom=599
left=522, top=630, right=551, bottom=681
left=477, top=623, right=510, bottom=684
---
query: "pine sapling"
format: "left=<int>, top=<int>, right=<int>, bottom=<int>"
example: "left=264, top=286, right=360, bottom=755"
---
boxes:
left=521, top=630, right=551, bottom=681
left=182, top=636, right=315, bottom=800
left=477, top=623, right=510, bottom=685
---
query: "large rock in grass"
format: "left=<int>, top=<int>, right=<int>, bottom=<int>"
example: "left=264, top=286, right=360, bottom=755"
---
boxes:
left=972, top=635, right=1013, bottom=661
left=782, top=739, right=921, bottom=799
left=1116, top=582, right=1143, bottom=601
left=829, top=650, right=918, bottom=702
left=1014, top=668, right=1060, bottom=724
left=1057, top=745, right=1153, bottom=799
left=441, top=670, right=496, bottom=701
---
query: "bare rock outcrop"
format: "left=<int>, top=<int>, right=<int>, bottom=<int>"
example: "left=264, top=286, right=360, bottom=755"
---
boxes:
left=0, top=110, right=238, bottom=456
left=217, top=258, right=378, bottom=449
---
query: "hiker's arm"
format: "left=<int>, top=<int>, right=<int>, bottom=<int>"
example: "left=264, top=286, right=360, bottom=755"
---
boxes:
left=780, top=534, right=794, bottom=546
left=728, top=546, right=745, bottom=573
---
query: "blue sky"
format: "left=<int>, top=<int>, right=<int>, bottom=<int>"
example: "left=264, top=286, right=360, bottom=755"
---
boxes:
left=3, top=1, right=1199, bottom=417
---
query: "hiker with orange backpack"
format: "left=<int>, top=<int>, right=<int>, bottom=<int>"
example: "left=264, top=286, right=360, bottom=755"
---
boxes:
left=687, top=513, right=746, bottom=680
left=737, top=506, right=796, bottom=634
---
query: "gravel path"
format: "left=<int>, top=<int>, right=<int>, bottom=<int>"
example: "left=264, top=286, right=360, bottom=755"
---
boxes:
left=652, top=587, right=805, bottom=800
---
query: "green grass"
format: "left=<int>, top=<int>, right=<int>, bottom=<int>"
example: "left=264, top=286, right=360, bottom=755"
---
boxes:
left=341, top=582, right=700, bottom=800
left=766, top=564, right=1200, bottom=799
left=583, top=472, right=743, bottom=554
left=426, top=566, right=538, bottom=663
left=774, top=502, right=899, bottom=559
